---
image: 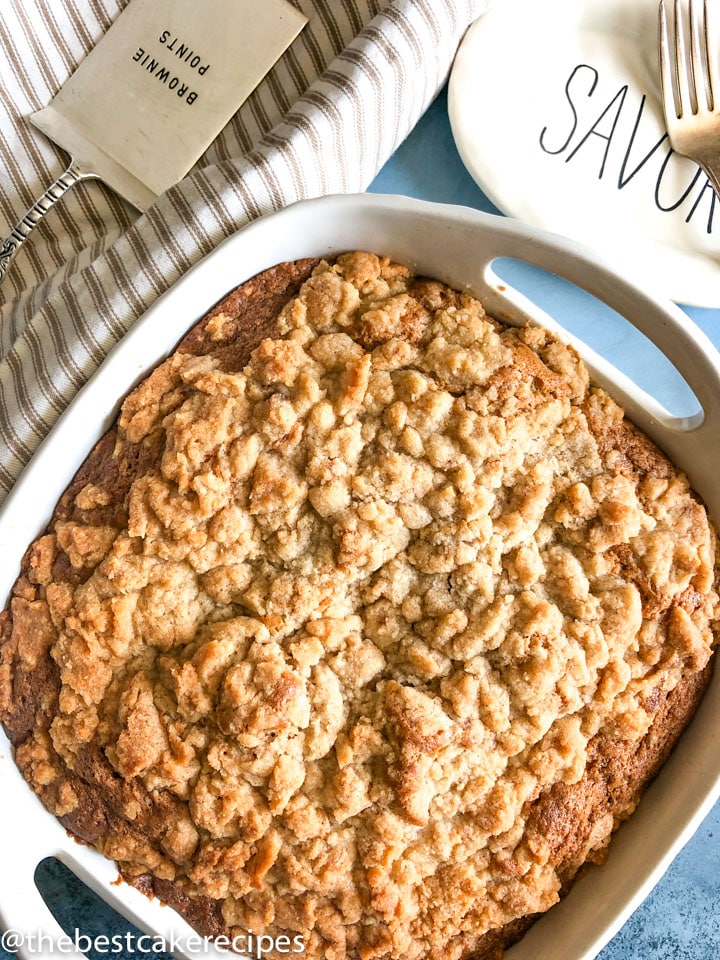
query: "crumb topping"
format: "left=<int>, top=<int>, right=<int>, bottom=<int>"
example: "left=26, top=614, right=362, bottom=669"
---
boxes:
left=1, top=252, right=717, bottom=960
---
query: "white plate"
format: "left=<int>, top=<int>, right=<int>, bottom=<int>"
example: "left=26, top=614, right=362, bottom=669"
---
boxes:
left=449, top=0, right=720, bottom=307
left=1, top=194, right=720, bottom=960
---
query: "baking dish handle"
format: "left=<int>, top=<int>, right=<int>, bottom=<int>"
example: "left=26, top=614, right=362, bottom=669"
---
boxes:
left=478, top=228, right=720, bottom=428
left=470, top=223, right=720, bottom=517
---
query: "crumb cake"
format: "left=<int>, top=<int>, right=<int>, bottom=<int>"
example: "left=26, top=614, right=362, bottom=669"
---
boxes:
left=1, top=252, right=718, bottom=960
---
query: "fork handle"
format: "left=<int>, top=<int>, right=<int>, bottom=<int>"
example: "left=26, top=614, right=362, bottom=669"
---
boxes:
left=0, top=161, right=88, bottom=284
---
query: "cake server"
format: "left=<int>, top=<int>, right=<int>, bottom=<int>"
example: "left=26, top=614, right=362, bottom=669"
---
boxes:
left=0, top=0, right=307, bottom=284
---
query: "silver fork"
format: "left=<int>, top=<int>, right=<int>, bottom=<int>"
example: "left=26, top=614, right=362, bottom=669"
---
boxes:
left=659, top=0, right=720, bottom=195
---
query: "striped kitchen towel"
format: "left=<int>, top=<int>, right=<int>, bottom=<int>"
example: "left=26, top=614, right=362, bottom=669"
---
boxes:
left=0, top=0, right=489, bottom=501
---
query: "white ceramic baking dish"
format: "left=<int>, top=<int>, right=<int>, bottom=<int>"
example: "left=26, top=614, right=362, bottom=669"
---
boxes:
left=1, top=193, right=719, bottom=960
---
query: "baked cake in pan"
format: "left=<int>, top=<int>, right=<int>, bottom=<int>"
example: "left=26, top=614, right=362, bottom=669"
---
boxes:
left=1, top=252, right=717, bottom=960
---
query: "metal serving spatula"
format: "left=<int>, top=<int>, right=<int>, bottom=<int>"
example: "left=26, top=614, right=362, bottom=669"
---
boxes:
left=0, top=0, right=307, bottom=283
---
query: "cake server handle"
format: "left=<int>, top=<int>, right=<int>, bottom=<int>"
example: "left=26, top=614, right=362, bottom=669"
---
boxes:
left=0, top=161, right=90, bottom=284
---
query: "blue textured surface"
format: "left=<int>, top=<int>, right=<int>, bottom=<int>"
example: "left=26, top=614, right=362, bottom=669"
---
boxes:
left=1, top=83, right=718, bottom=960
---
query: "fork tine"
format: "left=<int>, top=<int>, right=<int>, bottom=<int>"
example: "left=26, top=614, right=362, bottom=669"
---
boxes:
left=689, top=0, right=714, bottom=111
left=689, top=0, right=705, bottom=110
left=675, top=0, right=698, bottom=114
left=659, top=0, right=679, bottom=117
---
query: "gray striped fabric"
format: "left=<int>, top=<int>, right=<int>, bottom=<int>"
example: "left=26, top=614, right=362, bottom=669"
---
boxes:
left=0, top=0, right=488, bottom=501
